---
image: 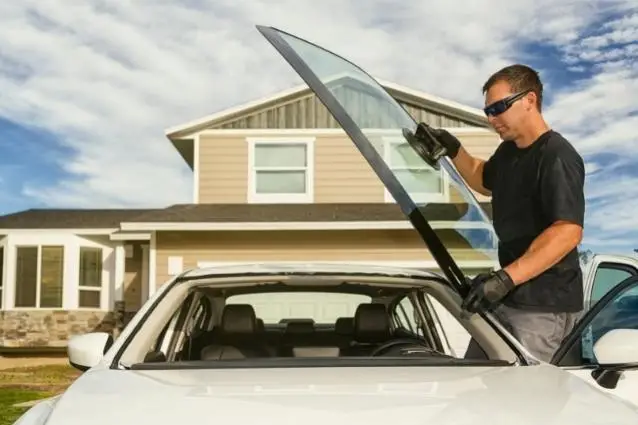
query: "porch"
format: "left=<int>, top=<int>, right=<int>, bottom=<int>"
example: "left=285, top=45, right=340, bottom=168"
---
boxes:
left=0, top=232, right=150, bottom=348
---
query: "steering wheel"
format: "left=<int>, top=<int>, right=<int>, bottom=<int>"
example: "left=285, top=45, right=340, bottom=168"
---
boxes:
left=370, top=338, right=432, bottom=357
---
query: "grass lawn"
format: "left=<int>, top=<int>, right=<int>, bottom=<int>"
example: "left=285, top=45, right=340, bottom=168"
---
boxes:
left=0, top=364, right=81, bottom=425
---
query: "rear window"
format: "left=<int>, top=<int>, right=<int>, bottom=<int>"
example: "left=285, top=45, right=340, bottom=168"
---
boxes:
left=226, top=292, right=371, bottom=324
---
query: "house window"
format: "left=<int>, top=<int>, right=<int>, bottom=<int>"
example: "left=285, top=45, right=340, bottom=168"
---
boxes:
left=0, top=246, right=4, bottom=308
left=14, top=245, right=64, bottom=308
left=248, top=138, right=314, bottom=203
left=384, top=139, right=447, bottom=203
left=78, top=247, right=103, bottom=309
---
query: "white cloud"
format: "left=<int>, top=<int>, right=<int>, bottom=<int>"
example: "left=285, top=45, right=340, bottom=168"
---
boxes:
left=0, top=1, right=636, bottom=251
left=538, top=8, right=638, bottom=252
left=584, top=162, right=601, bottom=175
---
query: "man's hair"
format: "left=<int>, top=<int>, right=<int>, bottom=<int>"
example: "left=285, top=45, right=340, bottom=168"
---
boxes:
left=482, top=64, right=544, bottom=112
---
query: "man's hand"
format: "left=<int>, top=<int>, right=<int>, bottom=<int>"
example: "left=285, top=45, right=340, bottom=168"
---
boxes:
left=410, top=123, right=491, bottom=196
left=422, top=123, right=461, bottom=159
left=462, top=269, right=515, bottom=314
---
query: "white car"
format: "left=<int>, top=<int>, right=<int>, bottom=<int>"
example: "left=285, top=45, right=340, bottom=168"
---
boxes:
left=14, top=26, right=638, bottom=424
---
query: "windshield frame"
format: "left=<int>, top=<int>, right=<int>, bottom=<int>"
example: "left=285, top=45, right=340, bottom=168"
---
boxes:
left=107, top=269, right=528, bottom=369
left=256, top=25, right=495, bottom=297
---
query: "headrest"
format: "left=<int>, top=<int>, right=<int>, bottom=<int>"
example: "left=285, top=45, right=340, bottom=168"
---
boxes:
left=221, top=304, right=257, bottom=335
left=285, top=321, right=315, bottom=335
left=353, top=304, right=391, bottom=343
left=335, top=317, right=354, bottom=335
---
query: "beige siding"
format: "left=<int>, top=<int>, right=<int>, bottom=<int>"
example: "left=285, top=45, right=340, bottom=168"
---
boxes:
left=449, top=130, right=502, bottom=203
left=155, top=230, right=494, bottom=289
left=198, top=134, right=248, bottom=203
left=461, top=131, right=502, bottom=161
left=197, top=132, right=385, bottom=204
left=314, top=134, right=383, bottom=203
left=197, top=129, right=500, bottom=205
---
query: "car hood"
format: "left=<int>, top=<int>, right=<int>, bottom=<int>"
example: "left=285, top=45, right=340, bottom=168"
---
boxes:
left=44, top=365, right=637, bottom=424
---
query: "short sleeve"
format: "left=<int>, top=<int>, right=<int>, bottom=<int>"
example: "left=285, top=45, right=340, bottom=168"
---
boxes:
left=482, top=154, right=497, bottom=191
left=539, top=151, right=585, bottom=227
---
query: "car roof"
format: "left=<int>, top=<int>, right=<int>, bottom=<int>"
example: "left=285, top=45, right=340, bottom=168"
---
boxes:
left=181, top=262, right=441, bottom=280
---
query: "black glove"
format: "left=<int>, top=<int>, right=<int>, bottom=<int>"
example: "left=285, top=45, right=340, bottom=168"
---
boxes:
left=422, top=123, right=461, bottom=159
left=462, top=269, right=515, bottom=314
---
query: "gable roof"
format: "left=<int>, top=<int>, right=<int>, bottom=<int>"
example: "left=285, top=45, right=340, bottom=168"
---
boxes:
left=121, top=202, right=493, bottom=224
left=0, top=208, right=160, bottom=231
left=0, top=203, right=494, bottom=232
left=164, top=76, right=488, bottom=140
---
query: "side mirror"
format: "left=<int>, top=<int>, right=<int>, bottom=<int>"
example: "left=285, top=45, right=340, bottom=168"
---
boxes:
left=590, top=328, right=638, bottom=389
left=67, top=332, right=114, bottom=372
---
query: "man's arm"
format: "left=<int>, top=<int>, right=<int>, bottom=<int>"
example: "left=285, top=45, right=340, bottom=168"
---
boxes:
left=428, top=127, right=495, bottom=196
left=503, top=150, right=586, bottom=286
left=504, top=221, right=583, bottom=285
left=452, top=147, right=492, bottom=197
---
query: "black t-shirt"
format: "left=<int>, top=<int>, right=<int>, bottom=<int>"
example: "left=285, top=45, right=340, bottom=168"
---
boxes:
left=482, top=130, right=585, bottom=313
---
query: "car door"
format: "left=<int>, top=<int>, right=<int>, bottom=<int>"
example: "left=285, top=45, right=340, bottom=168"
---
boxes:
left=582, top=255, right=638, bottom=310
left=551, top=273, right=638, bottom=406
left=255, top=25, right=498, bottom=297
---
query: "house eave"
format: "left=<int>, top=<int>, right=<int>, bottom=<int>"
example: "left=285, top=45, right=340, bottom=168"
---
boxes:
left=109, top=231, right=152, bottom=241
left=119, top=220, right=494, bottom=232
left=164, top=75, right=489, bottom=141
left=0, top=228, right=118, bottom=235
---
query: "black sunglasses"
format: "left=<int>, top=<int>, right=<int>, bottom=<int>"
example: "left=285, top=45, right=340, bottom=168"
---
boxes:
left=483, top=90, right=531, bottom=117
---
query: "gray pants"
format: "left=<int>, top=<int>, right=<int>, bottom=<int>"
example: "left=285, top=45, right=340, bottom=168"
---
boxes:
left=466, top=305, right=581, bottom=363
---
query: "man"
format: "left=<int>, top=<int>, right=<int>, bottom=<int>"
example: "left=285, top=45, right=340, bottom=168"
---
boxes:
left=421, top=64, right=586, bottom=362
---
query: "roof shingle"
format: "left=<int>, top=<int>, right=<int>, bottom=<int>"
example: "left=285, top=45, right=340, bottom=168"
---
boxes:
left=0, top=209, right=160, bottom=229
left=0, top=203, right=493, bottom=230
left=124, top=203, right=493, bottom=223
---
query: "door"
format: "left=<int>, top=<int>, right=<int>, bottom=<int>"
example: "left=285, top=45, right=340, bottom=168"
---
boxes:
left=582, top=255, right=638, bottom=310
left=256, top=25, right=499, bottom=297
left=551, top=274, right=638, bottom=406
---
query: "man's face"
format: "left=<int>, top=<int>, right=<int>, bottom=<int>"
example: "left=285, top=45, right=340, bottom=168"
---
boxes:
left=483, top=80, right=532, bottom=141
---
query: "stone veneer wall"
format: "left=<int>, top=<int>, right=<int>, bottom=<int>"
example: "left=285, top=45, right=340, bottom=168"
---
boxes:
left=0, top=310, right=118, bottom=348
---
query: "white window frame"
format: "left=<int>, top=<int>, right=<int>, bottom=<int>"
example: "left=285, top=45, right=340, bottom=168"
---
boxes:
left=382, top=136, right=450, bottom=204
left=78, top=246, right=104, bottom=309
left=2, top=233, right=113, bottom=311
left=247, top=137, right=315, bottom=203
left=13, top=244, right=65, bottom=309
left=0, top=244, right=5, bottom=310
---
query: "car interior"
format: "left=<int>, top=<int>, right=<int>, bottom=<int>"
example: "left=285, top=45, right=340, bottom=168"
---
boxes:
left=116, top=274, right=521, bottom=367
left=182, top=302, right=421, bottom=361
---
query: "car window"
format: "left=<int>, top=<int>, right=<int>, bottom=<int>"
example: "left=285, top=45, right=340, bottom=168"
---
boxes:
left=392, top=296, right=420, bottom=335
left=581, top=282, right=638, bottom=363
left=189, top=296, right=212, bottom=332
left=590, top=263, right=636, bottom=305
left=423, top=293, right=471, bottom=357
left=227, top=292, right=371, bottom=324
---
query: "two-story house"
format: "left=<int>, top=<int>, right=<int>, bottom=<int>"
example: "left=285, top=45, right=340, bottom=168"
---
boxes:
left=0, top=77, right=501, bottom=349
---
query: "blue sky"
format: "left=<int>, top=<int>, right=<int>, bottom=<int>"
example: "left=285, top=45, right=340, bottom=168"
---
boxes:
left=0, top=1, right=636, bottom=255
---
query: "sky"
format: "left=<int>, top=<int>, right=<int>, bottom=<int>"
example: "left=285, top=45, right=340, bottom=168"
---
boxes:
left=0, top=1, right=636, bottom=255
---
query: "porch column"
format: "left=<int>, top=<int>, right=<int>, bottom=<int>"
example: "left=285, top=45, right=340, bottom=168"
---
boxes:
left=112, top=243, right=125, bottom=310
left=1, top=237, right=10, bottom=310
left=148, top=231, right=157, bottom=298
left=141, top=244, right=149, bottom=305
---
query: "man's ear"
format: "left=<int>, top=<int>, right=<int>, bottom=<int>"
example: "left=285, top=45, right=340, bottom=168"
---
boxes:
left=525, top=91, right=537, bottom=111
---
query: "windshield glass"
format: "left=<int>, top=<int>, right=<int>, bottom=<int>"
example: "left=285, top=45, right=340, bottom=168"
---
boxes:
left=258, top=27, right=499, bottom=289
left=121, top=276, right=516, bottom=370
left=228, top=291, right=371, bottom=324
